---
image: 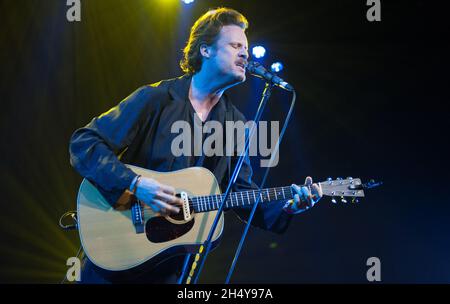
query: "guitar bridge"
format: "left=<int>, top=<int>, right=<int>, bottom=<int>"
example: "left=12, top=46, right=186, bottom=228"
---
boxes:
left=131, top=202, right=145, bottom=234
left=180, top=192, right=192, bottom=221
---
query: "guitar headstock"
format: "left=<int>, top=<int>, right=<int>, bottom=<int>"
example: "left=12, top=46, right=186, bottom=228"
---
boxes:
left=319, top=177, right=366, bottom=204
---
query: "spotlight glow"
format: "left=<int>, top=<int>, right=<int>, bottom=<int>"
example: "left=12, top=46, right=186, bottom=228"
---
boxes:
left=181, top=0, right=195, bottom=4
left=270, top=62, right=284, bottom=73
left=252, top=46, right=266, bottom=59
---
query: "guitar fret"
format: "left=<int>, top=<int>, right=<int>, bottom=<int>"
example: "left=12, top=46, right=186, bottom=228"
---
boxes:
left=192, top=185, right=299, bottom=213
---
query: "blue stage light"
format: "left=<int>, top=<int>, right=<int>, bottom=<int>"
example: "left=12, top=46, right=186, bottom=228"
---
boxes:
left=270, top=62, right=284, bottom=73
left=252, top=46, right=266, bottom=59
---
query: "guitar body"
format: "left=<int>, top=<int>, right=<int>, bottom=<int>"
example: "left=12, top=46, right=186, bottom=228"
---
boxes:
left=77, top=165, right=224, bottom=274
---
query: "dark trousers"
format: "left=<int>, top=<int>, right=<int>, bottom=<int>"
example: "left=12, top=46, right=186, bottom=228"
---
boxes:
left=79, top=256, right=182, bottom=284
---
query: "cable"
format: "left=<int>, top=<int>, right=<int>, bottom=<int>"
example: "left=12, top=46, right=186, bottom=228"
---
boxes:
left=59, top=210, right=82, bottom=284
left=59, top=211, right=78, bottom=231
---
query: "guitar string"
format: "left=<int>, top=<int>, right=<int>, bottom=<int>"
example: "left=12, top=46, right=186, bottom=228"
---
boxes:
left=188, top=186, right=293, bottom=206
left=140, top=182, right=350, bottom=214
left=140, top=186, right=295, bottom=215
left=184, top=181, right=346, bottom=208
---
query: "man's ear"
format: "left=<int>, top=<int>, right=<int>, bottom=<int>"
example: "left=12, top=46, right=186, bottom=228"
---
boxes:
left=199, top=43, right=211, bottom=59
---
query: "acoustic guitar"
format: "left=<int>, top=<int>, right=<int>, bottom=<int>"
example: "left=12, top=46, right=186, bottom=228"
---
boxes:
left=77, top=164, right=370, bottom=273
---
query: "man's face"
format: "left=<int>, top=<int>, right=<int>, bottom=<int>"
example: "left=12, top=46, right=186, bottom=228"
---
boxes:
left=207, top=25, right=249, bottom=84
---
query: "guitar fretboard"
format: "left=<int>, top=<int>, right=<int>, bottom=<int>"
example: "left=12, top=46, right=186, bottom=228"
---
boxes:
left=189, top=186, right=294, bottom=213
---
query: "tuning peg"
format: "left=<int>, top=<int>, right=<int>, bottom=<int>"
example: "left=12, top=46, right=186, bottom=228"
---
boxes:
left=347, top=177, right=353, bottom=180
left=327, top=177, right=332, bottom=181
left=341, top=197, right=347, bottom=203
left=331, top=197, right=337, bottom=204
left=337, top=177, right=342, bottom=180
left=352, top=198, right=359, bottom=204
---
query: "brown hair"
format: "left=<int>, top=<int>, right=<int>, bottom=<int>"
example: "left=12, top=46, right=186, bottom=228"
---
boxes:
left=180, top=7, right=248, bottom=74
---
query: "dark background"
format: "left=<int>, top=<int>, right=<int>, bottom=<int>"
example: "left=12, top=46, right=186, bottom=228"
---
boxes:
left=0, top=0, right=449, bottom=283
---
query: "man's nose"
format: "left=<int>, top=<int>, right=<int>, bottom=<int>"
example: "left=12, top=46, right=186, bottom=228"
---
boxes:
left=239, top=48, right=249, bottom=60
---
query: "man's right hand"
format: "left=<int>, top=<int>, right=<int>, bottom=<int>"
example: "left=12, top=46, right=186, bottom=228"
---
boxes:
left=134, top=177, right=182, bottom=215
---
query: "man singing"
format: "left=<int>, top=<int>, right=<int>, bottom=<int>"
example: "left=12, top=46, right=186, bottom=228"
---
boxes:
left=69, top=7, right=322, bottom=283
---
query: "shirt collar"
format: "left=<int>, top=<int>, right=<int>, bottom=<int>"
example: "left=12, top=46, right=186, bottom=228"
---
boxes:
left=168, top=74, right=231, bottom=113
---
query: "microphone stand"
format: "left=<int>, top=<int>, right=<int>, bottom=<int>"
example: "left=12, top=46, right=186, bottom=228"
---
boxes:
left=185, top=82, right=275, bottom=284
left=225, top=89, right=297, bottom=283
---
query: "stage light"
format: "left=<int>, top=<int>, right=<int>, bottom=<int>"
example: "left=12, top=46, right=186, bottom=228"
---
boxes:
left=181, top=0, right=195, bottom=4
left=270, top=62, right=284, bottom=73
left=252, top=46, right=266, bottom=59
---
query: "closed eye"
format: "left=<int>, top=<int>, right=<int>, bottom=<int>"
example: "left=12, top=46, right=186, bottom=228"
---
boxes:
left=230, top=42, right=248, bottom=50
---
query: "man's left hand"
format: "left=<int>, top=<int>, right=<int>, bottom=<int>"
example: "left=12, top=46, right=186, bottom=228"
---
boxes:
left=284, top=176, right=323, bottom=214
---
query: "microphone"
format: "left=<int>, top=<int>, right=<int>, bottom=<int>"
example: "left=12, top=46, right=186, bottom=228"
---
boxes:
left=246, top=61, right=294, bottom=91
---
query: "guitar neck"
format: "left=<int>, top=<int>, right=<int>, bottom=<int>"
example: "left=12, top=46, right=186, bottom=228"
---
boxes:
left=189, top=186, right=294, bottom=213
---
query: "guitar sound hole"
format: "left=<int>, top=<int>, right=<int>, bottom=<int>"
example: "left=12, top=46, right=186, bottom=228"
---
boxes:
left=145, top=216, right=195, bottom=243
left=169, top=209, right=185, bottom=221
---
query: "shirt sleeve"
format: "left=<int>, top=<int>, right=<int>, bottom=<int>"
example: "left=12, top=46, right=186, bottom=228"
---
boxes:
left=69, top=86, right=153, bottom=206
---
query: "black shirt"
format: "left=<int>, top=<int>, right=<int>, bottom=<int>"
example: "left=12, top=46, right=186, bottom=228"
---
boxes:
left=69, top=75, right=293, bottom=282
